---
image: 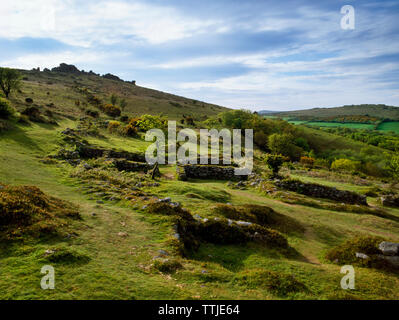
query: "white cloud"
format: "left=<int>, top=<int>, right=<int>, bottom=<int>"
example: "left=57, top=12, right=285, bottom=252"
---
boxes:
left=0, top=0, right=222, bottom=46
left=0, top=51, right=108, bottom=70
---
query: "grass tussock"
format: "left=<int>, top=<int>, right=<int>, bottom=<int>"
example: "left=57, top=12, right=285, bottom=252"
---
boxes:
left=235, top=269, right=308, bottom=297
left=153, top=258, right=183, bottom=274
left=325, top=236, right=391, bottom=269
left=44, top=246, right=91, bottom=264
left=0, top=183, right=80, bottom=239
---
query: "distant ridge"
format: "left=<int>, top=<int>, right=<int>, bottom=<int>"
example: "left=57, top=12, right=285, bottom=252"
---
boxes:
left=257, top=110, right=281, bottom=115
left=272, top=104, right=399, bottom=121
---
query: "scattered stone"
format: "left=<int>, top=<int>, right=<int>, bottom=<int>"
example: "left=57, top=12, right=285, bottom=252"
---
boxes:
left=158, top=250, right=170, bottom=256
left=117, top=232, right=128, bottom=237
left=380, top=195, right=399, bottom=208
left=275, top=179, right=367, bottom=205
left=96, top=200, right=104, bottom=204
left=376, top=255, right=399, bottom=268
left=379, top=241, right=399, bottom=256
left=159, top=197, right=171, bottom=203
left=355, top=252, right=369, bottom=259
left=176, top=164, right=247, bottom=181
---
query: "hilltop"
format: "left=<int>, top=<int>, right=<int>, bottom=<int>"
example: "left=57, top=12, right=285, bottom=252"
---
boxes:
left=13, top=63, right=229, bottom=121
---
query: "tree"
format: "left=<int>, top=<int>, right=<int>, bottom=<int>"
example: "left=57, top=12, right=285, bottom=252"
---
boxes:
left=387, top=155, right=399, bottom=181
left=120, top=98, right=127, bottom=111
left=268, top=133, right=302, bottom=161
left=110, top=94, right=118, bottom=105
left=264, top=154, right=286, bottom=177
left=0, top=67, right=21, bottom=98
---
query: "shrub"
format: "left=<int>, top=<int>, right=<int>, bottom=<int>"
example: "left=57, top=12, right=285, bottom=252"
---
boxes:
left=254, top=131, right=268, bottom=150
left=314, top=158, right=330, bottom=169
left=331, top=158, right=361, bottom=173
left=103, top=104, right=121, bottom=117
left=0, top=184, right=80, bottom=239
left=326, top=235, right=384, bottom=267
left=110, top=93, right=118, bottom=105
left=0, top=97, right=15, bottom=119
left=268, top=133, right=302, bottom=161
left=235, top=269, right=307, bottom=296
left=300, top=156, right=315, bottom=168
left=44, top=246, right=90, bottom=264
left=264, top=154, right=287, bottom=176
left=0, top=67, right=21, bottom=98
left=153, top=259, right=183, bottom=273
left=107, top=120, right=121, bottom=133
left=85, top=109, right=99, bottom=118
left=21, top=106, right=45, bottom=123
left=123, top=123, right=138, bottom=137
left=135, top=114, right=167, bottom=131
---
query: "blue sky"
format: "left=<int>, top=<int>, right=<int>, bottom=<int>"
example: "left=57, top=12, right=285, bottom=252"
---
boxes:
left=1, top=0, right=399, bottom=111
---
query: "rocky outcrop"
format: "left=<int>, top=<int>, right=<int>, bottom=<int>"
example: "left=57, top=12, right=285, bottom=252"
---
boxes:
left=356, top=241, right=399, bottom=268
left=102, top=73, right=122, bottom=81
left=176, top=164, right=247, bottom=181
left=51, top=63, right=81, bottom=74
left=275, top=179, right=367, bottom=205
left=381, top=195, right=399, bottom=208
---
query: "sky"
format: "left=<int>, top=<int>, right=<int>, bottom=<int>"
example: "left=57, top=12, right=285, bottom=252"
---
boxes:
left=0, top=0, right=399, bottom=111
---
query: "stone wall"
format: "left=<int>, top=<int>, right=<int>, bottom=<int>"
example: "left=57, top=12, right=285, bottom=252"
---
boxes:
left=275, top=179, right=367, bottom=205
left=176, top=164, right=247, bottom=181
left=76, top=145, right=146, bottom=162
left=112, top=159, right=153, bottom=173
left=381, top=195, right=399, bottom=208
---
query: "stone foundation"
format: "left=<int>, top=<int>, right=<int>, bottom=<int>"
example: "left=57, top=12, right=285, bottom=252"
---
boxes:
left=275, top=179, right=367, bottom=205
left=176, top=164, right=247, bottom=181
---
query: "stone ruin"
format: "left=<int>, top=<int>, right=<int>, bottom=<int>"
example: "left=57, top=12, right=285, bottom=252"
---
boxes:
left=356, top=241, right=399, bottom=268
left=176, top=164, right=248, bottom=181
left=381, top=195, right=399, bottom=208
left=275, top=179, right=367, bottom=206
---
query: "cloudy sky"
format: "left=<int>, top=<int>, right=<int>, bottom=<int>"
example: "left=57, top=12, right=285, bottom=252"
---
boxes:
left=1, top=0, right=398, bottom=111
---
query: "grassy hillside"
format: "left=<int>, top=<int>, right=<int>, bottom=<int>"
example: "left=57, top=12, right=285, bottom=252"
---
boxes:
left=1, top=119, right=399, bottom=299
left=13, top=66, right=229, bottom=121
left=1, top=66, right=399, bottom=300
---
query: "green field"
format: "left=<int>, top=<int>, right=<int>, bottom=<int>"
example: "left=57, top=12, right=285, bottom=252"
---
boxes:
left=376, top=122, right=399, bottom=134
left=287, top=121, right=376, bottom=130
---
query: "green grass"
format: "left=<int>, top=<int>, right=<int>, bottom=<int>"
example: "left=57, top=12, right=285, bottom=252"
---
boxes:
left=2, top=118, right=399, bottom=300
left=303, top=122, right=376, bottom=130
left=377, top=122, right=399, bottom=134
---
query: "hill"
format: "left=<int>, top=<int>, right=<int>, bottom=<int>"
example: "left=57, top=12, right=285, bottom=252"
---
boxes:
left=1, top=65, right=399, bottom=300
left=13, top=64, right=229, bottom=121
left=273, top=104, right=399, bottom=121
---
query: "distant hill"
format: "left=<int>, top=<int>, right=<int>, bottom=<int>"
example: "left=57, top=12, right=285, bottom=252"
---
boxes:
left=257, top=110, right=281, bottom=115
left=12, top=63, right=229, bottom=121
left=273, top=104, right=399, bottom=121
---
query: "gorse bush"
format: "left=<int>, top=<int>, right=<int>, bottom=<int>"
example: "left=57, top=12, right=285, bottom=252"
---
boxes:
left=0, top=184, right=80, bottom=239
left=103, top=104, right=121, bottom=117
left=107, top=120, right=121, bottom=133
left=0, top=97, right=15, bottom=119
left=300, top=156, right=315, bottom=168
left=325, top=236, right=385, bottom=268
left=135, top=114, right=167, bottom=131
left=331, top=158, right=361, bottom=173
left=264, top=154, right=287, bottom=176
